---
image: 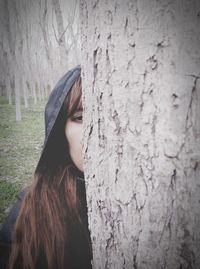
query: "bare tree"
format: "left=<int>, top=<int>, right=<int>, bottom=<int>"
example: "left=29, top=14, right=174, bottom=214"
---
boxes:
left=39, top=0, right=54, bottom=77
left=52, top=0, right=68, bottom=69
left=80, top=0, right=200, bottom=268
left=4, top=0, right=22, bottom=120
left=0, top=0, right=13, bottom=105
left=66, top=0, right=79, bottom=63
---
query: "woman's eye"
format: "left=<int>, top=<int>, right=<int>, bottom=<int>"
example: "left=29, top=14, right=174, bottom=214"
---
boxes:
left=72, top=115, right=82, bottom=122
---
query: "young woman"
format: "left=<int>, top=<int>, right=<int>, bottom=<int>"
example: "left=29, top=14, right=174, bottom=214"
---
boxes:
left=0, top=65, right=93, bottom=269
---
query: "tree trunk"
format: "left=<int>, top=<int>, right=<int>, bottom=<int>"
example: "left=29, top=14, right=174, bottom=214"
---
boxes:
left=22, top=78, right=28, bottom=108
left=80, top=1, right=200, bottom=268
left=52, top=0, right=68, bottom=69
left=5, top=73, right=12, bottom=105
left=33, top=82, right=38, bottom=105
left=14, top=69, right=21, bottom=121
left=2, top=0, right=14, bottom=106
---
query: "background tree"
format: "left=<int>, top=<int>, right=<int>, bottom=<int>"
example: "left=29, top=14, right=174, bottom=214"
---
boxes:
left=80, top=0, right=200, bottom=268
left=52, top=0, right=68, bottom=69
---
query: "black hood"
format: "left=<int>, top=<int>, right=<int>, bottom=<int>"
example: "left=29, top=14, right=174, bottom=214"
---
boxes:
left=35, top=65, right=83, bottom=180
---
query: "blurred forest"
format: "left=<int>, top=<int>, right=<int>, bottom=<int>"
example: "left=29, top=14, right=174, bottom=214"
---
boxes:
left=0, top=0, right=80, bottom=121
left=0, top=0, right=80, bottom=223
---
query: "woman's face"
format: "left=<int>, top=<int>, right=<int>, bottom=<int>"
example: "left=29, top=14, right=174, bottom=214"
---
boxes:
left=65, top=109, right=83, bottom=172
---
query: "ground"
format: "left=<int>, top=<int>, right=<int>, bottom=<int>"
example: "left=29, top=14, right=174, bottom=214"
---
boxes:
left=0, top=96, right=46, bottom=224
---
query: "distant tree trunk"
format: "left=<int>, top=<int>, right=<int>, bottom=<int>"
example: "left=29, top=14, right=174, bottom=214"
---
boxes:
left=33, top=82, right=38, bottom=105
left=14, top=69, right=21, bottom=121
left=2, top=0, right=14, bottom=106
left=22, top=0, right=35, bottom=105
left=80, top=1, right=200, bottom=269
left=68, top=23, right=78, bottom=63
left=52, top=0, right=68, bottom=69
left=22, top=78, right=28, bottom=108
left=6, top=0, right=23, bottom=121
left=5, top=74, right=12, bottom=105
left=67, top=0, right=79, bottom=64
left=39, top=0, right=54, bottom=79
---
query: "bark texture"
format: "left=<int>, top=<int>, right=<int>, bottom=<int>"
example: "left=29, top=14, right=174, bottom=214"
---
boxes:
left=80, top=1, right=200, bottom=268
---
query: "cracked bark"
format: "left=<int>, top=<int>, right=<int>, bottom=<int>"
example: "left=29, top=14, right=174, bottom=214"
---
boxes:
left=80, top=0, right=200, bottom=268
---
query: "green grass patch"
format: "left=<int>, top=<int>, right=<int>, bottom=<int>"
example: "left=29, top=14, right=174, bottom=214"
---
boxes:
left=0, top=96, right=8, bottom=105
left=0, top=180, right=21, bottom=223
left=0, top=97, right=47, bottom=224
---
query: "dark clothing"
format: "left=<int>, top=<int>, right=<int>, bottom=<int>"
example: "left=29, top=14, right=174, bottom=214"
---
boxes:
left=0, top=179, right=92, bottom=269
left=0, top=187, right=28, bottom=269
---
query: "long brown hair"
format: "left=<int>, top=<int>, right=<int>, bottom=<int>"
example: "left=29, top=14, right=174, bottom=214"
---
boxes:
left=8, top=75, right=92, bottom=269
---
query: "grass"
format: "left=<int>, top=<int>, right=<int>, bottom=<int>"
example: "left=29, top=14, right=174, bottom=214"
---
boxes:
left=0, top=96, right=46, bottom=224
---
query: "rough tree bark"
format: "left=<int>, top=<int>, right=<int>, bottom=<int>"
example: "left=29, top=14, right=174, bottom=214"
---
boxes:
left=80, top=1, right=200, bottom=268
